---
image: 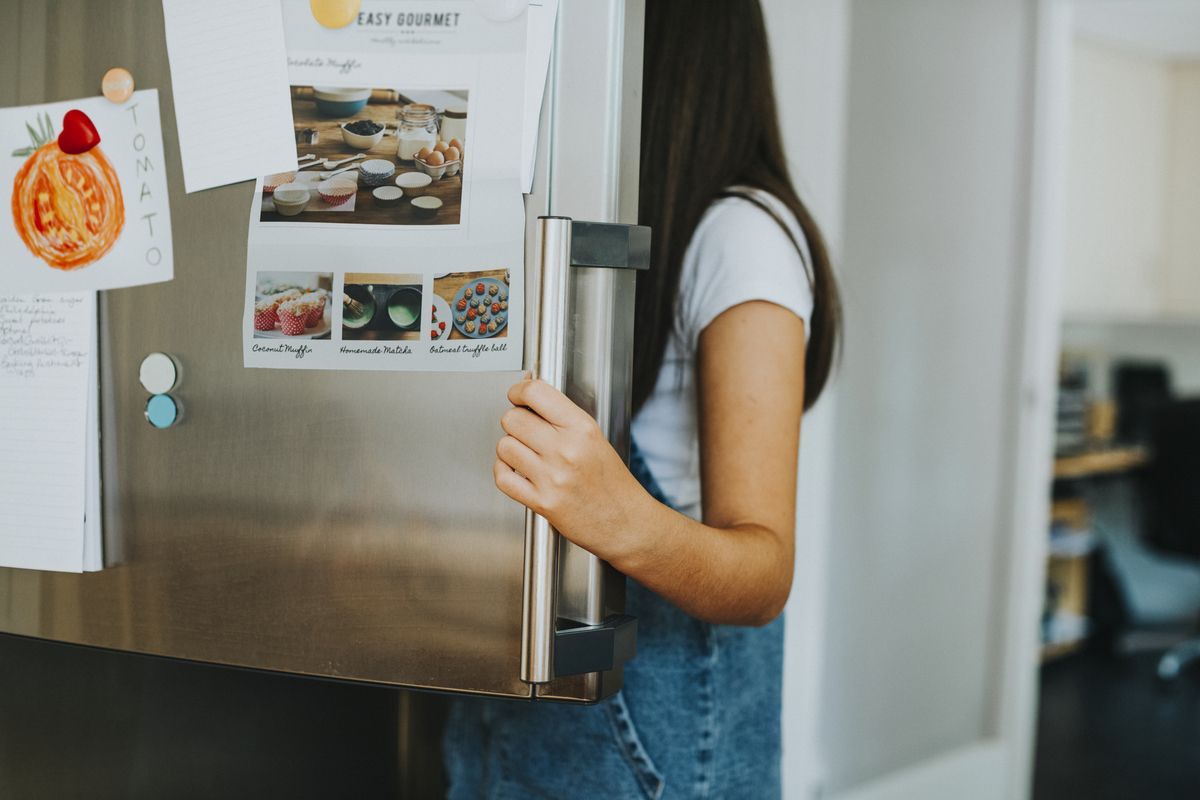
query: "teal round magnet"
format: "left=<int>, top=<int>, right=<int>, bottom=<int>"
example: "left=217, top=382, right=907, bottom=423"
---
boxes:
left=145, top=393, right=179, bottom=429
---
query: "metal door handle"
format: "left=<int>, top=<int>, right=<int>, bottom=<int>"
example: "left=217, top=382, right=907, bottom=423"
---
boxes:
left=521, top=216, right=573, bottom=684
left=520, top=217, right=651, bottom=685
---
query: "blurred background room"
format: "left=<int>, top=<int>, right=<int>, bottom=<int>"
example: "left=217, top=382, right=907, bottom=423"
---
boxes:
left=765, top=1, right=1200, bottom=799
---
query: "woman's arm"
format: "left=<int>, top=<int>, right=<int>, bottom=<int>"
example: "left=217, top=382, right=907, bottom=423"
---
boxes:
left=494, top=300, right=806, bottom=626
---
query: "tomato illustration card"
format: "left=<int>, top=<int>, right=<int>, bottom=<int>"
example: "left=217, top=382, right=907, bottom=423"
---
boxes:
left=2, top=90, right=172, bottom=292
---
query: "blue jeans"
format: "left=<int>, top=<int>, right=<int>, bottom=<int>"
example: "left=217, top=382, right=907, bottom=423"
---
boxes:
left=443, top=441, right=784, bottom=799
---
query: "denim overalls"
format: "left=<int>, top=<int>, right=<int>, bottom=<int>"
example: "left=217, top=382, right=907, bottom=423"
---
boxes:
left=443, top=440, right=785, bottom=799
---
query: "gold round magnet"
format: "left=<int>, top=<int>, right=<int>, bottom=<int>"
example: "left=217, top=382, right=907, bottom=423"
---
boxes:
left=101, top=67, right=134, bottom=103
left=310, top=0, right=361, bottom=28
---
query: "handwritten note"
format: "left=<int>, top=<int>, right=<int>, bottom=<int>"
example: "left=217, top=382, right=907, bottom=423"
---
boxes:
left=161, top=0, right=297, bottom=192
left=0, top=293, right=99, bottom=573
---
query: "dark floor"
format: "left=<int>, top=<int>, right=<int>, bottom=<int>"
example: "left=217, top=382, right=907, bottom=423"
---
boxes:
left=1034, top=649, right=1200, bottom=800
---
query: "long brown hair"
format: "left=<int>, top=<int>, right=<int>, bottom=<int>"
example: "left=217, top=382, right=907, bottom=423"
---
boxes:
left=635, top=0, right=841, bottom=413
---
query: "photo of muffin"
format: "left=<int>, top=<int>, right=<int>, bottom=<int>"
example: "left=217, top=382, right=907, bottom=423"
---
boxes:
left=251, top=272, right=333, bottom=340
left=277, top=300, right=308, bottom=336
left=300, top=291, right=327, bottom=327
left=254, top=299, right=279, bottom=331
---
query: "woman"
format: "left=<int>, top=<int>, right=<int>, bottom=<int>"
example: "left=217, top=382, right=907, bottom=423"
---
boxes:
left=444, top=1, right=840, bottom=797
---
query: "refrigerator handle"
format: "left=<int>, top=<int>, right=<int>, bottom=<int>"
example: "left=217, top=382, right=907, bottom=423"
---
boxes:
left=521, top=218, right=653, bottom=686
left=521, top=216, right=574, bottom=685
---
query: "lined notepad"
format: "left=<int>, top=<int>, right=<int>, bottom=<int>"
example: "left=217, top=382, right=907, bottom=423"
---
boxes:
left=0, top=294, right=101, bottom=573
left=161, top=0, right=297, bottom=192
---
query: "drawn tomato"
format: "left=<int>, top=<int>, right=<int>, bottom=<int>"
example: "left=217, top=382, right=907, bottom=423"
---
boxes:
left=10, top=110, right=124, bottom=271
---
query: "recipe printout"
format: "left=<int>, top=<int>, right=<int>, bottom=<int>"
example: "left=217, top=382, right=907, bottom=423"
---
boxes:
left=0, top=91, right=173, bottom=293
left=0, top=293, right=102, bottom=573
left=242, top=0, right=526, bottom=373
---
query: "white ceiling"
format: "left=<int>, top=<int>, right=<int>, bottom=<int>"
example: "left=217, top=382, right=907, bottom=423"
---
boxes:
left=1074, top=0, right=1200, bottom=60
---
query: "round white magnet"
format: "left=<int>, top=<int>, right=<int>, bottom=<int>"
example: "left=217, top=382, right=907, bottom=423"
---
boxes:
left=139, top=352, right=178, bottom=395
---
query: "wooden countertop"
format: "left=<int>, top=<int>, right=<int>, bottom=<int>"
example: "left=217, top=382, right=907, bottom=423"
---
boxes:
left=1053, top=445, right=1149, bottom=480
left=260, top=92, right=462, bottom=226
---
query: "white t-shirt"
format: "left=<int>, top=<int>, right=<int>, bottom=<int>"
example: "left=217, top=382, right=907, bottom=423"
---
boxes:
left=630, top=188, right=815, bottom=521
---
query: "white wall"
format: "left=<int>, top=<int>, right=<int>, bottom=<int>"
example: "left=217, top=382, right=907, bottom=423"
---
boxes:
left=1062, top=40, right=1173, bottom=317
left=820, top=0, right=1038, bottom=794
left=1062, top=43, right=1200, bottom=320
left=1165, top=62, right=1200, bottom=313
left=760, top=1, right=850, bottom=798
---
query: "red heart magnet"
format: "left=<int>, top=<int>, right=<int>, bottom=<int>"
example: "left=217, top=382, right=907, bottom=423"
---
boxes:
left=58, top=109, right=101, bottom=154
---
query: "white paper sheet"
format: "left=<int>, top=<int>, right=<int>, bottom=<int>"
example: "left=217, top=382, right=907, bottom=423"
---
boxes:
left=82, top=306, right=102, bottom=572
left=1, top=91, right=173, bottom=292
left=241, top=0, right=527, bottom=373
left=161, top=0, right=298, bottom=192
left=521, top=0, right=558, bottom=192
left=0, top=293, right=99, bottom=573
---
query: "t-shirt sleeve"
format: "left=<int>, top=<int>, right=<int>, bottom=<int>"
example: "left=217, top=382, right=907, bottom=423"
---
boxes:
left=676, top=197, right=815, bottom=353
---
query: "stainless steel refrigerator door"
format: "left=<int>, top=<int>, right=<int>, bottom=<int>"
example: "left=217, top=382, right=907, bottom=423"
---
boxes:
left=534, top=0, right=645, bottom=703
left=0, top=0, right=643, bottom=702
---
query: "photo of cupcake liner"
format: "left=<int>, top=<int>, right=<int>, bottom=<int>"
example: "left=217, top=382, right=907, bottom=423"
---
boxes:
left=276, top=300, right=308, bottom=336
left=253, top=300, right=278, bottom=331
left=263, top=172, right=296, bottom=193
left=300, top=292, right=325, bottom=328
left=279, top=311, right=308, bottom=336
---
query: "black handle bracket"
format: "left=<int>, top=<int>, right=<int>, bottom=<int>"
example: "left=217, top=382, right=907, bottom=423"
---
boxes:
left=553, top=614, right=638, bottom=678
left=569, top=222, right=651, bottom=271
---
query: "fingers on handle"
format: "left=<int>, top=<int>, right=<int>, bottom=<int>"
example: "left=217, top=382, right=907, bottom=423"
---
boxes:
left=493, top=459, right=537, bottom=508
left=507, top=378, right=583, bottom=428
left=496, top=434, right=541, bottom=482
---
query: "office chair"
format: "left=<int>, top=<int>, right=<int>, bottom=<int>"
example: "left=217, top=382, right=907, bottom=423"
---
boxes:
left=1114, top=361, right=1172, bottom=444
left=1139, top=398, right=1200, bottom=680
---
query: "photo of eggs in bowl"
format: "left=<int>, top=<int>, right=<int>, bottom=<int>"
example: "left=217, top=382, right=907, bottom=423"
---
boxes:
left=412, top=139, right=464, bottom=180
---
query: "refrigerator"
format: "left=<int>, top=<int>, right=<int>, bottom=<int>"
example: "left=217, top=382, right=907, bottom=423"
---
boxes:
left=0, top=0, right=647, bottom=713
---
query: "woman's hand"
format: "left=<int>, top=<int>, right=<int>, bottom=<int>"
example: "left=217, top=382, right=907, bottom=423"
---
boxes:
left=494, top=377, right=652, bottom=564
left=493, top=303, right=803, bottom=627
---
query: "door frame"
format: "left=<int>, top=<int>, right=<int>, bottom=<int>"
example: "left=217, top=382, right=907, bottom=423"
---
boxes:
left=820, top=1, right=1071, bottom=798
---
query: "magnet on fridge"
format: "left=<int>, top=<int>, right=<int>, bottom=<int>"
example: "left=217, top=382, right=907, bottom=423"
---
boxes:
left=101, top=67, right=135, bottom=104
left=145, top=394, right=180, bottom=429
left=310, top=0, right=361, bottom=28
left=139, top=352, right=179, bottom=394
